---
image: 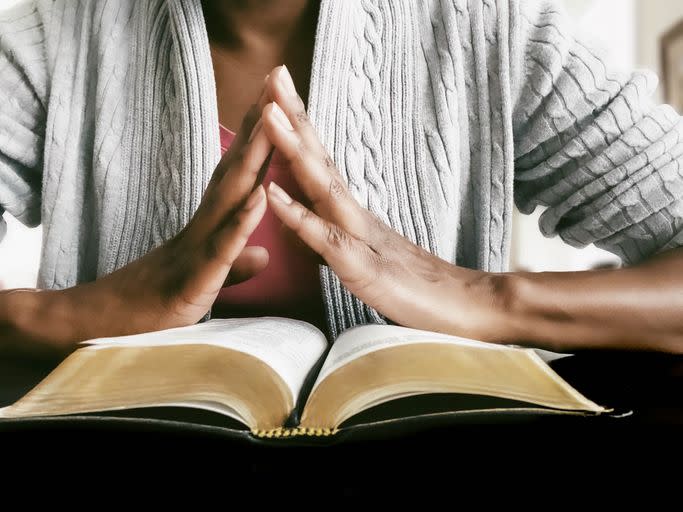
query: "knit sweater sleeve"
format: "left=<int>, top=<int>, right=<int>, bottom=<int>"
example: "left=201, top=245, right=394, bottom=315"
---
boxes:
left=511, top=0, right=683, bottom=267
left=0, top=2, right=47, bottom=244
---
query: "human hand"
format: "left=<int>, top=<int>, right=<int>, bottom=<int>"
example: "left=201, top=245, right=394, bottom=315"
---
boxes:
left=63, top=81, right=277, bottom=337
left=257, top=65, right=501, bottom=337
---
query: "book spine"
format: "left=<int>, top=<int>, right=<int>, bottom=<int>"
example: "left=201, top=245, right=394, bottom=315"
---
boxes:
left=251, top=426, right=340, bottom=438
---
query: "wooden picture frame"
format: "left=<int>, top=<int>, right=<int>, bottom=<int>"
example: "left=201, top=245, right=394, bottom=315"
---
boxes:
left=661, top=19, right=683, bottom=113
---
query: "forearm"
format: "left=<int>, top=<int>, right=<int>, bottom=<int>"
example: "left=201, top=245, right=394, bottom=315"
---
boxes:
left=497, top=248, right=683, bottom=354
left=0, top=285, right=111, bottom=356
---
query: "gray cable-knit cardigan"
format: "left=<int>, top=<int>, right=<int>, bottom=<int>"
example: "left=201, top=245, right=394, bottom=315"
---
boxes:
left=1, top=0, right=682, bottom=340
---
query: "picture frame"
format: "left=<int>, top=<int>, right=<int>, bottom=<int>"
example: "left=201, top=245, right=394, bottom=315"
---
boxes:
left=661, top=19, right=683, bottom=113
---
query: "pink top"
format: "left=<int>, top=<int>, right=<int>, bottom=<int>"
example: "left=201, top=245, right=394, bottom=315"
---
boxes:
left=211, top=124, right=327, bottom=333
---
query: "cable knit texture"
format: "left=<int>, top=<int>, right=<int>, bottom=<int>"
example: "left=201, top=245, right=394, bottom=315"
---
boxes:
left=1, top=0, right=683, bottom=341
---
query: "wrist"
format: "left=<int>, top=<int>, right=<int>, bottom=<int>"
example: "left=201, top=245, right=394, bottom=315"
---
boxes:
left=463, top=270, right=531, bottom=344
left=492, top=271, right=568, bottom=352
left=1, top=285, right=107, bottom=350
left=59, top=282, right=118, bottom=343
left=0, top=288, right=74, bottom=351
left=429, top=267, right=526, bottom=344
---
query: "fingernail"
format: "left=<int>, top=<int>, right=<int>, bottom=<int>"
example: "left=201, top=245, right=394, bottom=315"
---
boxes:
left=247, top=118, right=262, bottom=144
left=279, top=64, right=296, bottom=95
left=258, top=74, right=270, bottom=101
left=271, top=102, right=293, bottom=131
left=245, top=185, right=264, bottom=209
left=268, top=181, right=293, bottom=205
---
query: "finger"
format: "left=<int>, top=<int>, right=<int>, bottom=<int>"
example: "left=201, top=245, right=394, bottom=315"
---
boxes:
left=264, top=65, right=336, bottom=174
left=266, top=180, right=367, bottom=283
left=256, top=71, right=274, bottom=115
left=211, top=75, right=276, bottom=210
left=215, top=117, right=273, bottom=208
left=261, top=100, right=369, bottom=240
left=264, top=65, right=345, bottom=184
left=194, top=109, right=273, bottom=237
left=200, top=185, right=267, bottom=281
left=209, top=78, right=273, bottom=186
left=263, top=66, right=367, bottom=230
left=227, top=77, right=273, bottom=151
left=223, top=245, right=270, bottom=287
left=210, top=102, right=261, bottom=184
left=265, top=65, right=323, bottom=151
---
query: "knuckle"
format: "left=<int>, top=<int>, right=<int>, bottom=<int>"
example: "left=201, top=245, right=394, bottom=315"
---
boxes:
left=291, top=137, right=308, bottom=166
left=365, top=210, right=391, bottom=238
left=328, top=178, right=347, bottom=200
left=296, top=204, right=311, bottom=229
left=293, top=95, right=308, bottom=121
left=323, top=153, right=336, bottom=173
left=295, top=108, right=309, bottom=126
left=326, top=223, right=348, bottom=249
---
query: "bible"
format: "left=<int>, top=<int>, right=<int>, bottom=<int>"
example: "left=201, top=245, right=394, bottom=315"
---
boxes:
left=0, top=316, right=619, bottom=441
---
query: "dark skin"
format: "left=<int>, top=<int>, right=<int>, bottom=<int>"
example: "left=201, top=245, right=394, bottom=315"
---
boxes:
left=1, top=0, right=683, bottom=356
left=0, top=0, right=322, bottom=357
left=202, top=0, right=318, bottom=133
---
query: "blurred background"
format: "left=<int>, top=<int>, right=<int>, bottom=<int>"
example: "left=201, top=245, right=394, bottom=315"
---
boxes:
left=1, top=0, right=683, bottom=289
left=511, top=0, right=683, bottom=272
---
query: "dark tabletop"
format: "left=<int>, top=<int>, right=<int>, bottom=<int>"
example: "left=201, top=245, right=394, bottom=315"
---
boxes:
left=0, top=348, right=680, bottom=491
left=0, top=351, right=683, bottom=468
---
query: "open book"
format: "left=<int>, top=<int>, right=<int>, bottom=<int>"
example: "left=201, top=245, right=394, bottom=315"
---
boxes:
left=0, top=317, right=617, bottom=440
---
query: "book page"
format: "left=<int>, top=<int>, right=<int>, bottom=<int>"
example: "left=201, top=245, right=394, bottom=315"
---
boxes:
left=311, top=323, right=570, bottom=393
left=84, top=317, right=328, bottom=400
left=300, top=323, right=607, bottom=427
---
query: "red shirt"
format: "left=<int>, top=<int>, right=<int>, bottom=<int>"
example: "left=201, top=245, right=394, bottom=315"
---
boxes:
left=211, top=124, right=328, bottom=334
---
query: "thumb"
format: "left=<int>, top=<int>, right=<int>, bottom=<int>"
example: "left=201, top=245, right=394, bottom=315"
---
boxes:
left=223, top=246, right=270, bottom=287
